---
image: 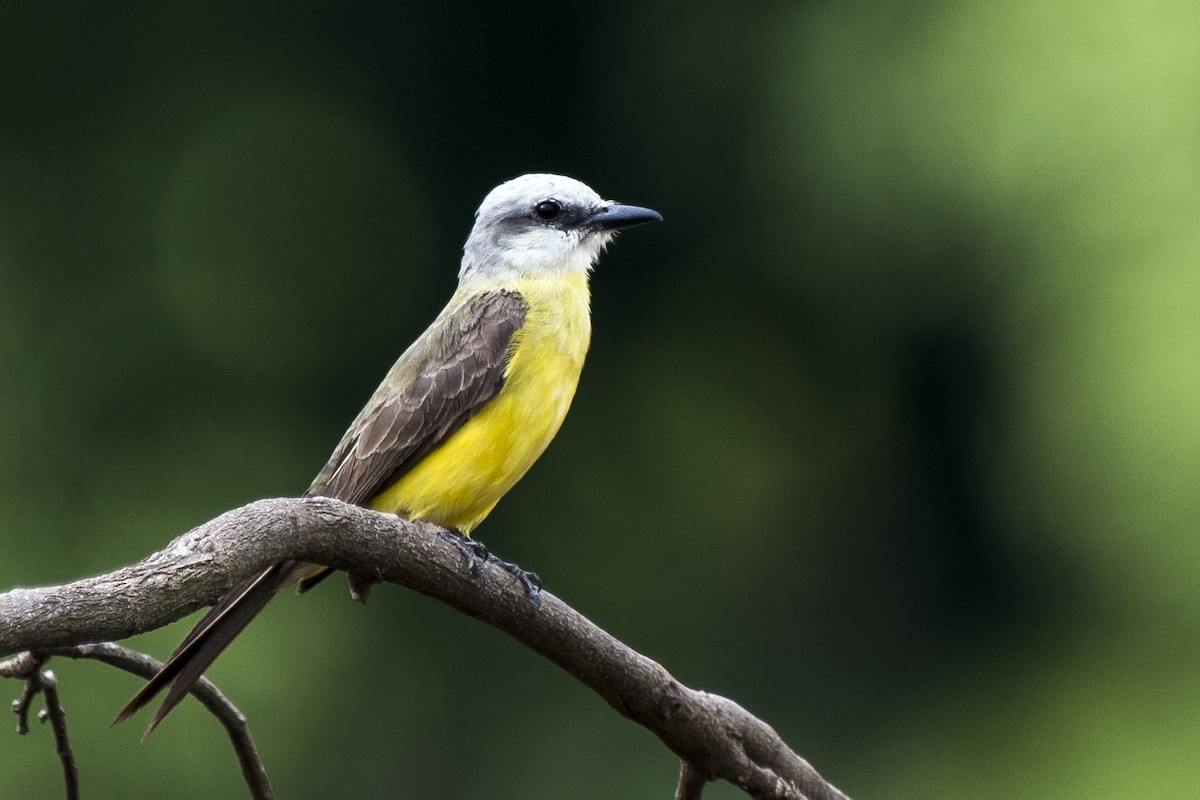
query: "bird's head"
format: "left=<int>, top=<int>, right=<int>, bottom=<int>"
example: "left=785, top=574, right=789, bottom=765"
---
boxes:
left=460, top=174, right=661, bottom=283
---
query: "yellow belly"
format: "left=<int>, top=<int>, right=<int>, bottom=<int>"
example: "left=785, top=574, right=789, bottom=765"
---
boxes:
left=368, top=274, right=591, bottom=534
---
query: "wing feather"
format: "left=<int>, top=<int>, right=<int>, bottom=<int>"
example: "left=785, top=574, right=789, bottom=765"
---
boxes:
left=306, top=289, right=527, bottom=505
left=112, top=291, right=527, bottom=731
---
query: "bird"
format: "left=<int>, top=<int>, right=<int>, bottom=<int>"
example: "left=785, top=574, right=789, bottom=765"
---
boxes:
left=113, top=174, right=661, bottom=736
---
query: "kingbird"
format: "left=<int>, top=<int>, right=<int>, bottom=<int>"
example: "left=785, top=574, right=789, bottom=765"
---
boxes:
left=116, top=174, right=661, bottom=734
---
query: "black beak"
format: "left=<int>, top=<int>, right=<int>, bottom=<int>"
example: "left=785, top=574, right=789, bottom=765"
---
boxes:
left=586, top=203, right=663, bottom=231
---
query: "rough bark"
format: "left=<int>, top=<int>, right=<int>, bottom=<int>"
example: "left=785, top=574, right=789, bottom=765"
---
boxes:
left=1, top=497, right=850, bottom=800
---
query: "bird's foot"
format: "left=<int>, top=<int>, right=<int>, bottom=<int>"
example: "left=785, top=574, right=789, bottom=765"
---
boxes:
left=438, top=530, right=542, bottom=608
left=490, top=556, right=543, bottom=609
left=440, top=530, right=490, bottom=580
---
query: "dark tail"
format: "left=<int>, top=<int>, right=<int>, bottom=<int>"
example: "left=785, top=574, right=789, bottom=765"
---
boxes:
left=113, top=560, right=302, bottom=737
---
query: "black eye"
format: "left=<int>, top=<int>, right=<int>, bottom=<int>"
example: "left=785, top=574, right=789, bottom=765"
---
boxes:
left=534, top=199, right=562, bottom=220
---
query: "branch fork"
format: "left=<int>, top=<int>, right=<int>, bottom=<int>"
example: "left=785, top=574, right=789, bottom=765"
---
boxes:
left=1, top=498, right=849, bottom=800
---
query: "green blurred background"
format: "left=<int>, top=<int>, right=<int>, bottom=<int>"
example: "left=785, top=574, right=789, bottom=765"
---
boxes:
left=2, top=2, right=1198, bottom=798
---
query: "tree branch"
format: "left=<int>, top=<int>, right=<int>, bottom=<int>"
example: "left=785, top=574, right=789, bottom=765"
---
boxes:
left=2, top=652, right=79, bottom=799
left=677, top=760, right=710, bottom=800
left=0, top=497, right=850, bottom=800
left=55, top=643, right=273, bottom=800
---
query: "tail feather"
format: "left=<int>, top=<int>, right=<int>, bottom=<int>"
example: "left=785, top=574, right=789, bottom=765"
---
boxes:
left=114, top=560, right=303, bottom=736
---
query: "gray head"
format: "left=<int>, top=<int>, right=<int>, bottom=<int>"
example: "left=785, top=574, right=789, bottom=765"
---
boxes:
left=460, top=174, right=661, bottom=283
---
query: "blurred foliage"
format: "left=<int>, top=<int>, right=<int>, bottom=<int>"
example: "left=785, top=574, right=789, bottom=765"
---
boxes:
left=2, top=1, right=1199, bottom=798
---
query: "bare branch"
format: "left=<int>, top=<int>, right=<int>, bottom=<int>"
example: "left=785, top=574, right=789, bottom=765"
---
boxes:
left=4, top=651, right=42, bottom=734
left=2, top=652, right=80, bottom=799
left=42, top=643, right=274, bottom=800
left=676, top=760, right=709, bottom=800
left=36, top=670, right=79, bottom=800
left=0, top=497, right=850, bottom=800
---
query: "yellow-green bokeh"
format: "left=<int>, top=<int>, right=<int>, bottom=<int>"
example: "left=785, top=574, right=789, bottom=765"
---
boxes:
left=2, top=2, right=1198, bottom=798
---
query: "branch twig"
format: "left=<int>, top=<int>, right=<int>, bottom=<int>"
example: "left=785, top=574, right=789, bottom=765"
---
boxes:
left=4, top=644, right=271, bottom=800
left=6, top=652, right=40, bottom=733
left=2, top=652, right=80, bottom=799
left=0, top=497, right=850, bottom=800
left=676, top=760, right=709, bottom=800
left=37, top=670, right=78, bottom=800
left=51, top=644, right=273, bottom=800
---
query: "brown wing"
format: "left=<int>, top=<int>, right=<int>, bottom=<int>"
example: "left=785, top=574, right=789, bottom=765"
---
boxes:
left=306, top=288, right=527, bottom=505
left=114, top=289, right=528, bottom=735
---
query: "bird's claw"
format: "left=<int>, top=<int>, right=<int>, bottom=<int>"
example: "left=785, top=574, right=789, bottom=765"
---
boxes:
left=440, top=530, right=491, bottom=580
left=492, top=557, right=543, bottom=609
left=439, top=530, right=542, bottom=608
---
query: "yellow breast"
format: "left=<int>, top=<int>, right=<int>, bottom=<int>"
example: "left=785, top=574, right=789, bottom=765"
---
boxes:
left=368, top=273, right=592, bottom=533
